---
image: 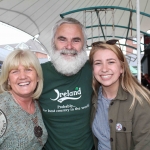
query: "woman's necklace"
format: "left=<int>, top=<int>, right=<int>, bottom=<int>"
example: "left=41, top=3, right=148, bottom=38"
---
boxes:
left=32, top=115, right=43, bottom=146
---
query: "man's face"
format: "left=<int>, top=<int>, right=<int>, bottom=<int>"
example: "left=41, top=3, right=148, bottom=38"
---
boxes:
left=54, top=23, right=84, bottom=58
left=51, top=23, right=87, bottom=75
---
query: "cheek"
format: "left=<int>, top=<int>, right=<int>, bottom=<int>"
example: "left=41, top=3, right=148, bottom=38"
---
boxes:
left=8, top=77, right=15, bottom=87
left=54, top=41, right=63, bottom=50
left=8, top=75, right=14, bottom=83
left=32, top=74, right=39, bottom=83
left=78, top=43, right=84, bottom=49
left=73, top=43, right=83, bottom=51
left=93, top=67, right=99, bottom=76
left=55, top=44, right=60, bottom=50
left=119, top=66, right=123, bottom=74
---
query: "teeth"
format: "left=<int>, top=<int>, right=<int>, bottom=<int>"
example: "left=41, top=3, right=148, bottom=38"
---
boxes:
left=64, top=53, right=74, bottom=56
left=101, top=75, right=111, bottom=79
left=19, top=82, right=29, bottom=86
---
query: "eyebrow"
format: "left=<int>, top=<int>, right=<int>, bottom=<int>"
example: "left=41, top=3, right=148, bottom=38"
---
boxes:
left=72, top=37, right=81, bottom=41
left=94, top=58, right=116, bottom=62
left=57, top=36, right=66, bottom=40
left=107, top=58, right=116, bottom=61
left=57, top=36, right=81, bottom=41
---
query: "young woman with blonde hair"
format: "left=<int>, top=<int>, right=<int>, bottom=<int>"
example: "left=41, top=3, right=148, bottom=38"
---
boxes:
left=89, top=40, right=150, bottom=150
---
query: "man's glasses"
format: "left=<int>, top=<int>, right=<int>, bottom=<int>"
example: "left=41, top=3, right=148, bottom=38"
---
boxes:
left=91, top=39, right=119, bottom=47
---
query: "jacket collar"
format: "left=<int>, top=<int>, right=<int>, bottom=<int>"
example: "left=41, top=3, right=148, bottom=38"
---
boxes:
left=92, top=85, right=128, bottom=105
left=115, top=85, right=128, bottom=101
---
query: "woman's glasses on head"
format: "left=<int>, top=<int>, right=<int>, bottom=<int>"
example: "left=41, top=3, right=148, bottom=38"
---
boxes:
left=91, top=39, right=125, bottom=62
left=91, top=39, right=119, bottom=47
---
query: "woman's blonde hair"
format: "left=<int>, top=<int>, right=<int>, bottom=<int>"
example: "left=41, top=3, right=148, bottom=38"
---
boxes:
left=89, top=42, right=150, bottom=110
left=0, top=49, right=43, bottom=99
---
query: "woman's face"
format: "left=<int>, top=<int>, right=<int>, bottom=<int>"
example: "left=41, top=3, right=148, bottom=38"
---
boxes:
left=8, top=64, right=39, bottom=98
left=93, top=49, right=123, bottom=89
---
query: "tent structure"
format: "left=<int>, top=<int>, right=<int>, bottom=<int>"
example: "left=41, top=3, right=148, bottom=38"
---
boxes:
left=0, top=40, right=49, bottom=63
left=0, top=0, right=150, bottom=79
left=0, top=48, right=11, bottom=61
left=0, top=0, right=150, bottom=53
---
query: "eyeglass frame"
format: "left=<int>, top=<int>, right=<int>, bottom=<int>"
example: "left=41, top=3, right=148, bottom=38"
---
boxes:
left=91, top=39, right=125, bottom=62
left=91, top=39, right=119, bottom=47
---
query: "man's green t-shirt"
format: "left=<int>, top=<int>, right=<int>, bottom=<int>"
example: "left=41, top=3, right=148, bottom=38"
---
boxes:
left=39, top=61, right=93, bottom=150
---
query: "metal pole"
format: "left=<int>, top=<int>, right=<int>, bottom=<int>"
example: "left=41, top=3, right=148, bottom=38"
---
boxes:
left=91, top=12, right=93, bottom=43
left=105, top=9, right=107, bottom=40
left=83, top=10, right=86, bottom=27
left=136, top=0, right=141, bottom=83
left=112, top=9, right=115, bottom=38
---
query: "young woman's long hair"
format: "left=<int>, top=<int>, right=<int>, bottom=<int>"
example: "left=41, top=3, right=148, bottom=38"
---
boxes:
left=89, top=43, right=150, bottom=110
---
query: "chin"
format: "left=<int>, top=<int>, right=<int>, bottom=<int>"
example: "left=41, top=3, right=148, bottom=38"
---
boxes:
left=62, top=55, right=76, bottom=60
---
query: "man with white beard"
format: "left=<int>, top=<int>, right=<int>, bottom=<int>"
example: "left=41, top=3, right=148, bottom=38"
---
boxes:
left=39, top=18, right=94, bottom=150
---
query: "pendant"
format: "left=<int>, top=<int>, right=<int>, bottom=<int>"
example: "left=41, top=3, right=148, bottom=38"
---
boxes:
left=34, top=125, right=43, bottom=138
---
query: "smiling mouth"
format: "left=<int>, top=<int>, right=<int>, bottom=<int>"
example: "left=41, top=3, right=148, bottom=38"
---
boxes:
left=101, top=75, right=111, bottom=79
left=61, top=49, right=78, bottom=56
left=18, top=82, right=30, bottom=86
left=61, top=53, right=77, bottom=56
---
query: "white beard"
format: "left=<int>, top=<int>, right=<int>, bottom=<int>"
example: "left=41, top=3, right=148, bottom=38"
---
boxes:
left=50, top=48, right=88, bottom=75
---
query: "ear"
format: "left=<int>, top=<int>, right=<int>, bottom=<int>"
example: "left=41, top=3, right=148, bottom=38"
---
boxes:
left=37, top=77, right=40, bottom=82
left=8, top=79, right=10, bottom=85
left=120, top=68, right=123, bottom=74
left=120, top=64, right=124, bottom=74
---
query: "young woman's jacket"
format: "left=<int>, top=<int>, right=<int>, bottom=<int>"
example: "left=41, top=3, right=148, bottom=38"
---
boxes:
left=91, top=86, right=150, bottom=150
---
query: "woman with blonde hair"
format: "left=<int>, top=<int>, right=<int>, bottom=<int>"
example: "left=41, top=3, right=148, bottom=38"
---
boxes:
left=0, top=49, right=47, bottom=149
left=89, top=40, right=150, bottom=150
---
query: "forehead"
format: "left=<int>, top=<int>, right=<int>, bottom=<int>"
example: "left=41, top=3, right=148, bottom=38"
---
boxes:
left=93, top=49, right=118, bottom=60
left=55, top=23, right=84, bottom=39
left=8, top=58, right=34, bottom=71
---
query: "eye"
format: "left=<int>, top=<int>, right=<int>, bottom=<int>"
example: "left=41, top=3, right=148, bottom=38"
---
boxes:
left=72, top=38, right=81, bottom=43
left=58, top=37, right=66, bottom=42
left=108, top=61, right=115, bottom=64
left=94, top=62, right=101, bottom=65
left=10, top=70, right=18, bottom=74
left=26, top=68, right=33, bottom=72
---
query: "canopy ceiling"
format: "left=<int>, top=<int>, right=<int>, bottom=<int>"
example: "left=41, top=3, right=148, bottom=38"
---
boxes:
left=0, top=0, right=150, bottom=55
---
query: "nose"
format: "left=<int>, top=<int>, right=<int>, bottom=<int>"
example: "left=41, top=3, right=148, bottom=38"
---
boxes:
left=65, top=41, right=73, bottom=50
left=101, top=63, right=108, bottom=72
left=19, top=70, right=27, bottom=79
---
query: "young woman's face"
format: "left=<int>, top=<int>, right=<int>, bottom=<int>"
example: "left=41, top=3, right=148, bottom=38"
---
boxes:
left=93, top=49, right=123, bottom=89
